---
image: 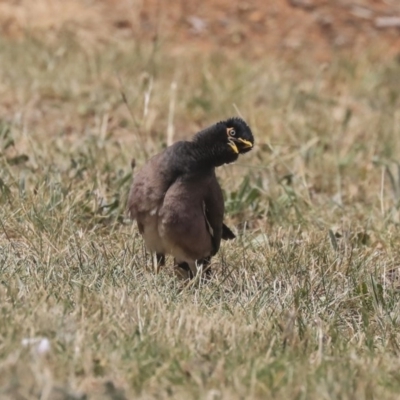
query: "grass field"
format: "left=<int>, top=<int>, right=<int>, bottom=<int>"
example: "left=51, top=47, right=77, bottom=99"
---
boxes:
left=2, top=33, right=400, bottom=399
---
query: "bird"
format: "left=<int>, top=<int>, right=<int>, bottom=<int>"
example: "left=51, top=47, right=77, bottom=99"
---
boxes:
left=127, top=117, right=254, bottom=278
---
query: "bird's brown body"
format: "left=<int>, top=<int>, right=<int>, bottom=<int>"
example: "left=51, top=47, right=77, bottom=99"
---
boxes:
left=128, top=117, right=254, bottom=277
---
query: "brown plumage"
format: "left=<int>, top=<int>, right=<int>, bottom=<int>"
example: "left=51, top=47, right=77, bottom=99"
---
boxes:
left=128, top=117, right=254, bottom=278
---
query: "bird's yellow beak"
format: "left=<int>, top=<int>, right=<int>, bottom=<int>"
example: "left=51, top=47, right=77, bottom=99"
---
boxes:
left=236, top=138, right=253, bottom=149
left=228, top=139, right=239, bottom=154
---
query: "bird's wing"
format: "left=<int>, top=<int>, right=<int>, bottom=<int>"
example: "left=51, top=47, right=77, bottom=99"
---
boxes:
left=203, top=173, right=225, bottom=255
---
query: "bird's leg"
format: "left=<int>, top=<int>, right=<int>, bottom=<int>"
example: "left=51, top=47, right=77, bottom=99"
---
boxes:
left=196, top=256, right=212, bottom=278
left=188, top=261, right=199, bottom=278
left=153, top=253, right=165, bottom=274
left=157, top=253, right=166, bottom=266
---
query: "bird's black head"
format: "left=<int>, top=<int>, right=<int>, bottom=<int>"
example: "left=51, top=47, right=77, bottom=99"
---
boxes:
left=192, top=117, right=254, bottom=167
left=224, top=117, right=254, bottom=155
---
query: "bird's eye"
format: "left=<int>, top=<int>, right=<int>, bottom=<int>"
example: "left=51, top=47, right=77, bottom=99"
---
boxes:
left=229, top=128, right=236, bottom=136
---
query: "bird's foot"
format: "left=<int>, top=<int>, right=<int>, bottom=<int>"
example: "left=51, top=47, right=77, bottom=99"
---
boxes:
left=174, top=258, right=212, bottom=281
left=174, top=262, right=193, bottom=280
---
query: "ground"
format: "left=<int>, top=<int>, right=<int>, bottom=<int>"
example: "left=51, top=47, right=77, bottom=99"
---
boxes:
left=1, top=0, right=400, bottom=60
left=1, top=0, right=400, bottom=399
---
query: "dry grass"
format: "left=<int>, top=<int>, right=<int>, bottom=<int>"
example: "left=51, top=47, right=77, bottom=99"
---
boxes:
left=1, top=33, right=400, bottom=399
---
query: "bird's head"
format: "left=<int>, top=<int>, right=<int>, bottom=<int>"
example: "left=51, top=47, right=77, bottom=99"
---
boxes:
left=192, top=117, right=254, bottom=166
left=224, top=117, right=254, bottom=156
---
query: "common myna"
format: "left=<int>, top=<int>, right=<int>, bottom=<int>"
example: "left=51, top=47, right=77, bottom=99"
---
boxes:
left=128, top=117, right=254, bottom=278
